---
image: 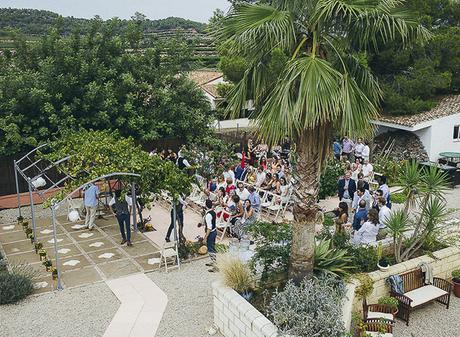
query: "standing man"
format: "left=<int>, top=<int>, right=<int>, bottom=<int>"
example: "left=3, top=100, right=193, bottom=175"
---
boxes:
left=362, top=159, right=374, bottom=181
left=109, top=189, right=133, bottom=247
left=333, top=139, right=342, bottom=161
left=354, top=138, right=364, bottom=163
left=342, top=136, right=354, bottom=161
left=362, top=141, right=370, bottom=162
left=165, top=195, right=187, bottom=243
left=203, top=199, right=218, bottom=272
left=338, top=171, right=356, bottom=209
left=83, top=183, right=99, bottom=231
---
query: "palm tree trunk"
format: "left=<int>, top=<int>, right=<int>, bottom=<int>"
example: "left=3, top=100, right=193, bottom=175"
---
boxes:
left=288, top=125, right=331, bottom=284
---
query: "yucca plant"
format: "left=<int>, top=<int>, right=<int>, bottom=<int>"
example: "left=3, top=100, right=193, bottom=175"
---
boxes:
left=388, top=163, right=450, bottom=262
left=219, top=256, right=254, bottom=294
left=314, top=239, right=354, bottom=277
left=217, top=0, right=429, bottom=282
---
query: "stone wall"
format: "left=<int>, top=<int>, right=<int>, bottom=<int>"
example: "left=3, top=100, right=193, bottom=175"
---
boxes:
left=212, top=281, right=278, bottom=337
left=352, top=246, right=460, bottom=310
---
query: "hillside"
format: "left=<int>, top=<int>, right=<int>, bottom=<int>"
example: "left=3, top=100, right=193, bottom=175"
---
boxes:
left=0, top=8, right=218, bottom=66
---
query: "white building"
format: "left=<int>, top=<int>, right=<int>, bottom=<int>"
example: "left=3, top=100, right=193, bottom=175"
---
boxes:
left=188, top=70, right=225, bottom=111
left=372, top=95, right=460, bottom=162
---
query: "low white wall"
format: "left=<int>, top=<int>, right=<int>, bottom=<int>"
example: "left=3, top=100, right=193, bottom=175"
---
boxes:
left=212, top=281, right=278, bottom=337
left=352, top=246, right=460, bottom=310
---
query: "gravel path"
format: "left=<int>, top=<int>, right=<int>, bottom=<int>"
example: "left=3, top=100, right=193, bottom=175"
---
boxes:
left=148, top=259, right=224, bottom=337
left=395, top=296, right=460, bottom=337
left=0, top=282, right=119, bottom=337
left=0, top=204, right=66, bottom=224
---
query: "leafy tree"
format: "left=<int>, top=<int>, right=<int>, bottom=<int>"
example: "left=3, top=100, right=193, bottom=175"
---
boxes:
left=0, top=19, right=212, bottom=155
left=40, top=129, right=192, bottom=204
left=218, top=0, right=429, bottom=282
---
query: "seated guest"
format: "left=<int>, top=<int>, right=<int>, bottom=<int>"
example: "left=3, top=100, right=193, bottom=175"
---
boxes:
left=334, top=201, right=349, bottom=234
left=261, top=172, right=274, bottom=190
left=259, top=156, right=268, bottom=170
left=353, top=209, right=380, bottom=245
left=352, top=200, right=368, bottom=231
left=229, top=195, right=244, bottom=238
left=241, top=200, right=256, bottom=228
left=361, top=159, right=373, bottom=180
left=255, top=166, right=266, bottom=187
left=338, top=171, right=356, bottom=203
left=216, top=175, right=226, bottom=190
left=236, top=181, right=250, bottom=201
left=248, top=186, right=261, bottom=213
left=235, top=163, right=245, bottom=181
left=225, top=178, right=236, bottom=195
left=224, top=165, right=235, bottom=183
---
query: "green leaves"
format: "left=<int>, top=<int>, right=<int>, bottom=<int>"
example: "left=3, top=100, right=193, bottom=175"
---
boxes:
left=314, top=239, right=354, bottom=277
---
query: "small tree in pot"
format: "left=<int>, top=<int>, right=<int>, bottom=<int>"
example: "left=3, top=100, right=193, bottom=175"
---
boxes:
left=452, top=270, right=460, bottom=298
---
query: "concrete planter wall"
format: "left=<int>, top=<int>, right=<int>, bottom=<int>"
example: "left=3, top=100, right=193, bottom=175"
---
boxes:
left=212, top=281, right=278, bottom=337
left=352, top=246, right=460, bottom=311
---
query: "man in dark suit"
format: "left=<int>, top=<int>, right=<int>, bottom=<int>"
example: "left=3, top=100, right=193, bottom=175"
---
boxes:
left=338, top=171, right=357, bottom=201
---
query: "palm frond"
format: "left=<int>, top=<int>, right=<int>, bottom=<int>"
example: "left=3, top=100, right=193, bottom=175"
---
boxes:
left=217, top=3, right=296, bottom=63
left=312, top=0, right=379, bottom=26
left=349, top=0, right=432, bottom=49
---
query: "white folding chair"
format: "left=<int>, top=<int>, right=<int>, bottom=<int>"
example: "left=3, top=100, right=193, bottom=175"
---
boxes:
left=216, top=210, right=231, bottom=242
left=159, top=241, right=180, bottom=272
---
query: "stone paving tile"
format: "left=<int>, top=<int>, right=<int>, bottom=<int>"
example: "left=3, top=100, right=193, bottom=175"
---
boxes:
left=0, top=223, right=21, bottom=233
left=78, top=237, right=117, bottom=253
left=69, top=229, right=104, bottom=242
left=88, top=247, right=125, bottom=264
left=35, top=225, right=64, bottom=236
left=0, top=230, right=30, bottom=244
left=58, top=254, right=91, bottom=272
left=46, top=243, right=81, bottom=260
left=134, top=253, right=162, bottom=272
left=2, top=239, right=34, bottom=255
left=32, top=274, right=56, bottom=294
left=6, top=250, right=41, bottom=265
left=120, top=240, right=158, bottom=257
left=41, top=234, right=73, bottom=248
left=98, top=259, right=142, bottom=279
left=94, top=216, right=119, bottom=228
left=61, top=266, right=103, bottom=288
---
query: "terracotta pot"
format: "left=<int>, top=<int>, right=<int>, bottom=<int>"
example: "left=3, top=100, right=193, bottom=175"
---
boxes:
left=453, top=279, right=460, bottom=298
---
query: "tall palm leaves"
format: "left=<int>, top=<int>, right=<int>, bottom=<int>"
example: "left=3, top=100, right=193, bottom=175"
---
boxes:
left=218, top=0, right=429, bottom=281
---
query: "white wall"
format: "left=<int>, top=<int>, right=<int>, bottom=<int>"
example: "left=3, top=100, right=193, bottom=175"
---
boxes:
left=414, top=126, right=432, bottom=159
left=429, top=113, right=460, bottom=161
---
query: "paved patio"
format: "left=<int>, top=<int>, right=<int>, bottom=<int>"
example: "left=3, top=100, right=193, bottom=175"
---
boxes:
left=0, top=212, right=162, bottom=293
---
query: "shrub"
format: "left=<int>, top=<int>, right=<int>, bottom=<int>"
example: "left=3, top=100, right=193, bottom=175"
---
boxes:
left=314, top=239, right=354, bottom=277
left=349, top=245, right=379, bottom=273
left=319, top=160, right=344, bottom=200
left=269, top=275, right=346, bottom=337
left=355, top=273, right=375, bottom=300
left=248, top=222, right=291, bottom=282
left=0, top=264, right=35, bottom=305
left=391, top=192, right=407, bottom=204
left=218, top=256, right=253, bottom=294
left=378, top=296, right=399, bottom=310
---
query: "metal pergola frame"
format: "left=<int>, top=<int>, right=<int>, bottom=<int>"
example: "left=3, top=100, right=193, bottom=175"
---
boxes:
left=14, top=145, right=142, bottom=290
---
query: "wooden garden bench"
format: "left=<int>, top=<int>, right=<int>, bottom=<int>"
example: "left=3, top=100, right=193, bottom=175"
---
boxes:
left=389, top=268, right=451, bottom=325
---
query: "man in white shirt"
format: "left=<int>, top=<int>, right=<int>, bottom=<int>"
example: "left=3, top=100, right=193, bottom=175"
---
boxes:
left=203, top=199, right=218, bottom=272
left=361, top=159, right=374, bottom=180
left=377, top=196, right=391, bottom=239
left=255, top=167, right=266, bottom=187
left=354, top=138, right=364, bottom=162
left=223, top=165, right=236, bottom=183
left=236, top=182, right=250, bottom=201
left=352, top=187, right=371, bottom=211
left=362, top=142, right=370, bottom=161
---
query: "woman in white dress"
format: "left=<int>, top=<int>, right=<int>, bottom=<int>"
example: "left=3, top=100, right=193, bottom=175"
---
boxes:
left=354, top=209, right=380, bottom=245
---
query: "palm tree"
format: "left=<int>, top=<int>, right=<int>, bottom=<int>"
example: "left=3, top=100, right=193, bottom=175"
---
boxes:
left=217, top=0, right=430, bottom=283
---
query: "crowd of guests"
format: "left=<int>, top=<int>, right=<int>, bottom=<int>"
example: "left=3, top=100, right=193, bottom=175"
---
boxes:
left=333, top=137, right=393, bottom=246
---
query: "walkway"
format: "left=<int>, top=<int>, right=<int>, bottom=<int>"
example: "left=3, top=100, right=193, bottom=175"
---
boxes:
left=0, top=212, right=161, bottom=293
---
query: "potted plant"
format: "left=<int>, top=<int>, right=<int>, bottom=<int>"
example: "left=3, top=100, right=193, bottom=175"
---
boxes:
left=25, top=227, right=32, bottom=237
left=22, top=221, right=29, bottom=231
left=452, top=269, right=460, bottom=298
left=377, top=296, right=399, bottom=315
left=17, top=216, right=24, bottom=224
left=43, top=259, right=52, bottom=272
left=38, top=248, right=47, bottom=261
left=28, top=234, right=34, bottom=243
left=51, top=267, right=58, bottom=280
left=34, top=242, right=43, bottom=254
left=376, top=242, right=390, bottom=271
